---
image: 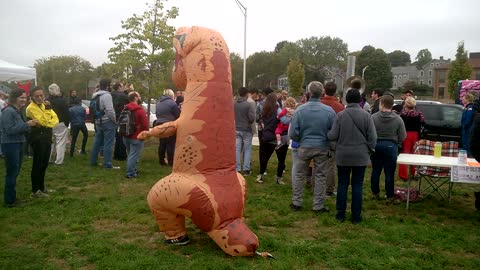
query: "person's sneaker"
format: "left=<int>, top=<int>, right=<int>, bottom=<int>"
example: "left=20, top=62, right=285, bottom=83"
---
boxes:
left=125, top=175, right=137, bottom=179
left=105, top=166, right=121, bottom=170
left=290, top=203, right=302, bottom=211
left=312, top=206, right=330, bottom=214
left=276, top=176, right=285, bottom=185
left=326, top=192, right=337, bottom=198
left=43, top=188, right=56, bottom=194
left=164, top=235, right=190, bottom=246
left=31, top=190, right=49, bottom=198
left=255, top=175, right=264, bottom=183
left=242, top=170, right=251, bottom=176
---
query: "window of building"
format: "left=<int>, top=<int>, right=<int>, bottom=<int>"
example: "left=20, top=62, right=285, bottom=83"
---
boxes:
left=394, top=75, right=397, bottom=79
left=394, top=82, right=397, bottom=87
left=403, top=74, right=407, bottom=79
left=435, top=63, right=440, bottom=67
left=429, top=70, right=432, bottom=76
left=420, top=80, right=424, bottom=85
left=420, top=71, right=424, bottom=77
left=428, top=80, right=432, bottom=85
left=439, top=71, right=446, bottom=83
left=476, top=70, right=480, bottom=80
left=430, top=63, right=434, bottom=67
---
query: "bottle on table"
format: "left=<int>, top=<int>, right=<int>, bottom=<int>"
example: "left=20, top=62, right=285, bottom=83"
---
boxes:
left=433, top=141, right=442, bottom=158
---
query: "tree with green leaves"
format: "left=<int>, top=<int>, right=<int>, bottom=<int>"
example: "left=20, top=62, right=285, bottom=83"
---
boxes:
left=355, top=45, right=392, bottom=91
left=296, top=36, right=348, bottom=83
left=34, top=55, right=94, bottom=96
left=287, top=59, right=305, bottom=97
left=447, top=41, right=473, bottom=98
left=246, top=51, right=276, bottom=89
left=108, top=0, right=178, bottom=104
left=415, top=48, right=432, bottom=69
left=388, top=50, right=411, bottom=67
left=230, top=52, right=243, bottom=92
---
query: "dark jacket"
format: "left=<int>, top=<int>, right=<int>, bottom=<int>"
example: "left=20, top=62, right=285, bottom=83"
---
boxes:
left=69, top=96, right=81, bottom=107
left=69, top=104, right=86, bottom=126
left=124, top=102, right=149, bottom=139
left=155, top=95, right=180, bottom=125
left=469, top=116, right=480, bottom=161
left=112, top=90, right=129, bottom=120
left=48, top=96, right=70, bottom=126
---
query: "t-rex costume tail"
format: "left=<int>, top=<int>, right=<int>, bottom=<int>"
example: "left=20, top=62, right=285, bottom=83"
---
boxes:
left=138, top=26, right=258, bottom=256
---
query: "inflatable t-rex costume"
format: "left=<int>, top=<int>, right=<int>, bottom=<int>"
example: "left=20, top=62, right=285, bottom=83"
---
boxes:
left=138, top=26, right=259, bottom=256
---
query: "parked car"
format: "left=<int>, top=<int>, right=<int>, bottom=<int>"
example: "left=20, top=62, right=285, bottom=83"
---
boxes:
left=142, top=103, right=156, bottom=127
left=415, top=102, right=463, bottom=143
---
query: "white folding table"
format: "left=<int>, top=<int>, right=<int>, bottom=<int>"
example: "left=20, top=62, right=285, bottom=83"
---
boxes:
left=396, top=154, right=476, bottom=210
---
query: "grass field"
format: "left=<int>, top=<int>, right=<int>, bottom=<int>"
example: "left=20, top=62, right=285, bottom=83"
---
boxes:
left=1, top=135, right=479, bottom=270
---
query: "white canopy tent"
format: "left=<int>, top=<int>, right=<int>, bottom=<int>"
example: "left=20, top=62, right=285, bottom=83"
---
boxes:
left=0, top=59, right=36, bottom=82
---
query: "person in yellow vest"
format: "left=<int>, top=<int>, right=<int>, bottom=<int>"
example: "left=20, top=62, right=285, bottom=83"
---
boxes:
left=26, top=86, right=59, bottom=198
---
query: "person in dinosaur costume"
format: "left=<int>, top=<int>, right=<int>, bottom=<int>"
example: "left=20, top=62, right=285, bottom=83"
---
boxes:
left=138, top=26, right=259, bottom=257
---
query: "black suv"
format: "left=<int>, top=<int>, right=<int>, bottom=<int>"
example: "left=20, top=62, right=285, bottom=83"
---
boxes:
left=412, top=101, right=463, bottom=142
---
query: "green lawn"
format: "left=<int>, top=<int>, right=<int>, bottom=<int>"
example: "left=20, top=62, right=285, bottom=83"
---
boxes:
left=1, top=135, right=479, bottom=270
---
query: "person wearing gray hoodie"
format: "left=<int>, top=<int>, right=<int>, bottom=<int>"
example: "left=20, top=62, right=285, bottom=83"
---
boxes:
left=370, top=95, right=406, bottom=203
left=89, top=79, right=118, bottom=169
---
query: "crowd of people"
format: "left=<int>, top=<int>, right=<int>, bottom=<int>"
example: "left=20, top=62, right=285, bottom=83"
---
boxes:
left=0, top=79, right=183, bottom=208
left=1, top=79, right=479, bottom=214
left=234, top=80, right=480, bottom=223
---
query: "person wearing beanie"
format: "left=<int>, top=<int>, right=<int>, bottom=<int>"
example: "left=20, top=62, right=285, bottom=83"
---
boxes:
left=328, top=88, right=377, bottom=224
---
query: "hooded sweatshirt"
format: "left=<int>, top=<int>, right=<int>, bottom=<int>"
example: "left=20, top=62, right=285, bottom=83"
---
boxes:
left=372, top=111, right=407, bottom=143
left=92, top=90, right=115, bottom=123
left=124, top=102, right=149, bottom=139
left=234, top=96, right=256, bottom=132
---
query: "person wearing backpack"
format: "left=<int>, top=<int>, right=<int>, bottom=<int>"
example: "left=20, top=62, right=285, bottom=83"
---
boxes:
left=121, top=91, right=149, bottom=178
left=111, top=82, right=129, bottom=161
left=89, top=79, right=119, bottom=169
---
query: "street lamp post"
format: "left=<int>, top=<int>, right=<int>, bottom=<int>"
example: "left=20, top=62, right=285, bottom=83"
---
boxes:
left=235, top=0, right=247, bottom=87
left=362, top=65, right=369, bottom=79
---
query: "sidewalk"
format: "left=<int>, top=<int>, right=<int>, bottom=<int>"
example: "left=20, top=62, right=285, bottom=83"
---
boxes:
left=87, top=123, right=261, bottom=146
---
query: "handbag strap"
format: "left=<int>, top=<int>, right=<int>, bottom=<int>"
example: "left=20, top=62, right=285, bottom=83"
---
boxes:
left=344, top=110, right=367, bottom=139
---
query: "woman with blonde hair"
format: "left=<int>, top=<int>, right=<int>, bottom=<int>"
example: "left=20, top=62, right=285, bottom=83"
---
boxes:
left=398, top=96, right=424, bottom=180
left=155, top=89, right=180, bottom=166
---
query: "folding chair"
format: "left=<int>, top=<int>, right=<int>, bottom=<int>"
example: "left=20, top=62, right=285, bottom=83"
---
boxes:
left=412, top=140, right=459, bottom=200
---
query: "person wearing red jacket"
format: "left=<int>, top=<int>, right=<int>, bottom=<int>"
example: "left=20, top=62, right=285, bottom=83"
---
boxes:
left=123, top=91, right=149, bottom=178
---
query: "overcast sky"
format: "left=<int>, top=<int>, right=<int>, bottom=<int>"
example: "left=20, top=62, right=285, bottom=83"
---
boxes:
left=1, top=0, right=479, bottom=68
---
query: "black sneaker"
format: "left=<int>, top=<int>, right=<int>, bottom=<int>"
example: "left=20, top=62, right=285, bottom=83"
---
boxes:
left=242, top=170, right=251, bottom=176
left=164, top=235, right=190, bottom=246
left=290, top=203, right=302, bottom=211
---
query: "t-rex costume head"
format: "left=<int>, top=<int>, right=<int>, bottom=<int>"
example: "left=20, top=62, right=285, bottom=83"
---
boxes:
left=143, top=26, right=258, bottom=256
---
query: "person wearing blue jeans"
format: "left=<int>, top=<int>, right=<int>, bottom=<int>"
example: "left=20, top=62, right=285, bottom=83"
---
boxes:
left=1, top=89, right=38, bottom=207
left=328, top=88, right=377, bottom=223
left=121, top=91, right=149, bottom=178
left=370, top=95, right=406, bottom=203
left=235, top=131, right=253, bottom=174
left=89, top=79, right=118, bottom=169
left=336, top=166, right=366, bottom=222
left=123, top=137, right=144, bottom=177
left=90, top=120, right=117, bottom=168
left=234, top=87, right=256, bottom=176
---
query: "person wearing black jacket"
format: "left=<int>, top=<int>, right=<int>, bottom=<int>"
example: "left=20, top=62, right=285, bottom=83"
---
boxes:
left=47, top=83, right=70, bottom=165
left=111, top=82, right=129, bottom=160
